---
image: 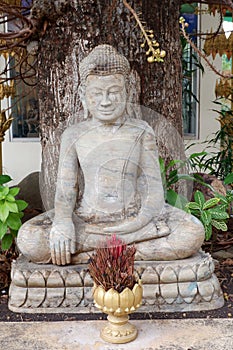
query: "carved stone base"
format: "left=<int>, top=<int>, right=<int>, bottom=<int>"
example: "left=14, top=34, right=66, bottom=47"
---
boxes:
left=8, top=251, right=224, bottom=313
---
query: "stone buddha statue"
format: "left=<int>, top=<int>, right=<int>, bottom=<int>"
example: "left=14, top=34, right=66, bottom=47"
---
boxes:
left=17, top=44, right=204, bottom=266
left=10, top=45, right=223, bottom=314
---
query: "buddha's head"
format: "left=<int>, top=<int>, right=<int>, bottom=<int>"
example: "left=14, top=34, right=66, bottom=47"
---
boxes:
left=79, top=45, right=131, bottom=123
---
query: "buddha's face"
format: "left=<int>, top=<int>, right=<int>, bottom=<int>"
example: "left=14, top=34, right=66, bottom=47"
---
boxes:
left=85, top=73, right=127, bottom=123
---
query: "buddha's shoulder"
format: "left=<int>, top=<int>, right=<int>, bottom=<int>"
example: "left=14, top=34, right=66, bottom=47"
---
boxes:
left=126, top=118, right=154, bottom=134
left=61, top=120, right=92, bottom=138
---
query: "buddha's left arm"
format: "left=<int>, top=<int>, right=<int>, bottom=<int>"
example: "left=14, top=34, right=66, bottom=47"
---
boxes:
left=104, top=126, right=165, bottom=234
left=137, top=126, right=165, bottom=218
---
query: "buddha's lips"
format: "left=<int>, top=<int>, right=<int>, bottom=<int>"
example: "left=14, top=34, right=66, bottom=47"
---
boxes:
left=98, top=110, right=115, bottom=114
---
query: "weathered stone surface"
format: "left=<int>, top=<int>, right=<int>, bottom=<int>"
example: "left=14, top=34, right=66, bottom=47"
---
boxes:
left=8, top=252, right=224, bottom=313
left=178, top=266, right=196, bottom=282
left=179, top=281, right=197, bottom=301
left=28, top=271, right=45, bottom=287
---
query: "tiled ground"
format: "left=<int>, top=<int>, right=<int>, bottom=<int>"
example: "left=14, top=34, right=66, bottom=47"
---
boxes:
left=0, top=318, right=232, bottom=350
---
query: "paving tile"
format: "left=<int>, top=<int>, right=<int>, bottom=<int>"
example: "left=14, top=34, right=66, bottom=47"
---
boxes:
left=0, top=319, right=232, bottom=350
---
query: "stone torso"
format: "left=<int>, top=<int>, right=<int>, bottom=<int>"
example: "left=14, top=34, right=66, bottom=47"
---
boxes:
left=75, top=118, right=146, bottom=222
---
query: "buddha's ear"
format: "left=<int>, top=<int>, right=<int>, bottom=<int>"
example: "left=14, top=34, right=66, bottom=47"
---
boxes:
left=78, top=84, right=88, bottom=119
left=126, top=69, right=142, bottom=119
left=78, top=84, right=85, bottom=101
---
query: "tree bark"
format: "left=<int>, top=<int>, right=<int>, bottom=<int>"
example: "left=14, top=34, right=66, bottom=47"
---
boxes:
left=33, top=0, right=183, bottom=209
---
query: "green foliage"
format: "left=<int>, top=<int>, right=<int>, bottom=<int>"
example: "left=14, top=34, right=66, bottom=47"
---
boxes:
left=159, top=154, right=233, bottom=241
left=159, top=156, right=194, bottom=210
left=202, top=126, right=233, bottom=180
left=0, top=175, right=28, bottom=250
left=159, top=150, right=233, bottom=241
left=185, top=190, right=229, bottom=240
left=187, top=121, right=233, bottom=181
left=224, top=172, right=233, bottom=186
left=187, top=151, right=215, bottom=173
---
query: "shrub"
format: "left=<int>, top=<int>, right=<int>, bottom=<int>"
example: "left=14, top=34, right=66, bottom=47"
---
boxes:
left=0, top=175, right=28, bottom=250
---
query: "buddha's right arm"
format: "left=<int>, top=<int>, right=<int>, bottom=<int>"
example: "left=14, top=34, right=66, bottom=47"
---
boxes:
left=53, top=129, right=78, bottom=221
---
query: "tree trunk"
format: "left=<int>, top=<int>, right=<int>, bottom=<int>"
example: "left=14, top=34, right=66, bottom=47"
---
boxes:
left=33, top=0, right=183, bottom=209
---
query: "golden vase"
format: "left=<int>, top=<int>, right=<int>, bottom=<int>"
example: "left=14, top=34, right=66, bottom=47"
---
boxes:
left=93, top=282, right=143, bottom=344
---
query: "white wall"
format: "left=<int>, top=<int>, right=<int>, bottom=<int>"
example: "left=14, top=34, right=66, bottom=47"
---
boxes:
left=2, top=134, right=41, bottom=186
left=185, top=8, right=222, bottom=157
left=0, top=92, right=41, bottom=186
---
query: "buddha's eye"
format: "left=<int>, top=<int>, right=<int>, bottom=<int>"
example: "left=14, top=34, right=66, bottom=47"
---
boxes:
left=109, top=89, right=120, bottom=94
left=90, top=90, right=103, bottom=98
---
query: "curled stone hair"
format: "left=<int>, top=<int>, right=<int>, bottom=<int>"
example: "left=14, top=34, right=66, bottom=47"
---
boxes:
left=79, top=44, right=131, bottom=84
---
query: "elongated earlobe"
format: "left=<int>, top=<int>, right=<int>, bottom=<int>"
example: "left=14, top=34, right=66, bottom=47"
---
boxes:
left=78, top=84, right=89, bottom=119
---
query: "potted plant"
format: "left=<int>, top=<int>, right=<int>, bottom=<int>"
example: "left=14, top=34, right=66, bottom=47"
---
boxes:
left=88, top=234, right=142, bottom=344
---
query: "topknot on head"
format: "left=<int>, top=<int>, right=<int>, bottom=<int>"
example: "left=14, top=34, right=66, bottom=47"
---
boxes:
left=79, top=44, right=130, bottom=83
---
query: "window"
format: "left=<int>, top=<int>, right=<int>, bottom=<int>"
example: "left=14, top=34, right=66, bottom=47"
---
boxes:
left=181, top=4, right=199, bottom=138
left=9, top=54, right=39, bottom=139
left=2, top=0, right=39, bottom=140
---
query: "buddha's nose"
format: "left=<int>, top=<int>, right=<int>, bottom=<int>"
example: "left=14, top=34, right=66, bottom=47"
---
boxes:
left=100, top=92, right=112, bottom=106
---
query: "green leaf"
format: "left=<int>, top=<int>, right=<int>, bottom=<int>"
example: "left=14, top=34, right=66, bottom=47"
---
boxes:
left=0, top=186, right=9, bottom=199
left=211, top=220, right=228, bottom=231
left=201, top=211, right=212, bottom=225
left=214, top=193, right=228, bottom=204
left=0, top=221, right=7, bottom=239
left=217, top=204, right=228, bottom=211
left=166, top=189, right=179, bottom=206
left=166, top=159, right=184, bottom=170
left=0, top=203, right=9, bottom=222
left=168, top=169, right=178, bottom=180
left=194, top=191, right=205, bottom=208
left=15, top=199, right=28, bottom=211
left=10, top=229, right=18, bottom=238
left=189, top=151, right=208, bottom=159
left=186, top=201, right=201, bottom=210
left=166, top=189, right=188, bottom=209
left=6, top=213, right=22, bottom=230
left=159, top=157, right=165, bottom=174
left=18, top=211, right=24, bottom=219
left=224, top=172, right=233, bottom=185
left=0, top=175, right=12, bottom=185
left=5, top=201, right=18, bottom=213
left=208, top=209, right=229, bottom=220
left=0, top=187, right=9, bottom=196
left=226, top=190, right=233, bottom=201
left=6, top=194, right=16, bottom=202
left=202, top=197, right=220, bottom=210
left=1, top=234, right=13, bottom=250
left=205, top=224, right=212, bottom=241
left=167, top=174, right=178, bottom=187
left=0, top=193, right=5, bottom=201
left=176, top=174, right=196, bottom=181
left=9, top=187, right=20, bottom=196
